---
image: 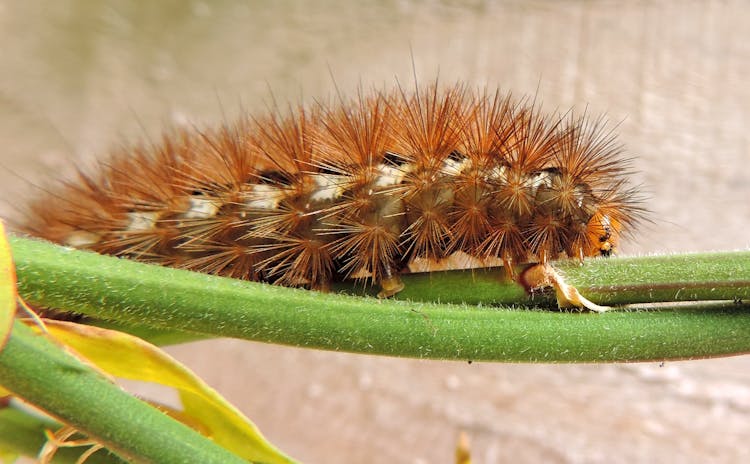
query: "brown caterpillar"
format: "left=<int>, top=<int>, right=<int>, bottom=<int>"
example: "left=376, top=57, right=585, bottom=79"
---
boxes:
left=22, top=83, right=643, bottom=299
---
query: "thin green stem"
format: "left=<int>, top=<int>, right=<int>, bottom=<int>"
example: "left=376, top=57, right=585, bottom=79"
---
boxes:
left=10, top=236, right=750, bottom=362
left=339, top=252, right=750, bottom=305
left=0, top=321, right=249, bottom=464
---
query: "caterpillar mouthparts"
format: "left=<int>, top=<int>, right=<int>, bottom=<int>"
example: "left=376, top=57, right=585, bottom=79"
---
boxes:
left=23, top=82, right=644, bottom=301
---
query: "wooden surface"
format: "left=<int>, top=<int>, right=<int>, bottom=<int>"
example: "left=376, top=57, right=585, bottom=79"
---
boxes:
left=2, top=1, right=749, bottom=462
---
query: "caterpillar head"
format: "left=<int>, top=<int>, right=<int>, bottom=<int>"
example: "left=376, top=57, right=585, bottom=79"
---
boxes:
left=586, top=211, right=621, bottom=257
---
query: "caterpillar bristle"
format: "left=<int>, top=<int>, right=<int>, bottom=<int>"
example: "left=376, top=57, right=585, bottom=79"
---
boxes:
left=24, top=82, right=645, bottom=297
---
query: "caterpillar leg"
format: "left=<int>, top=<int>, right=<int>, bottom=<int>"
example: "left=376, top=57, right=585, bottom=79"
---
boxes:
left=501, top=255, right=516, bottom=281
left=518, top=263, right=610, bottom=313
left=312, top=280, right=332, bottom=293
left=377, top=267, right=405, bottom=298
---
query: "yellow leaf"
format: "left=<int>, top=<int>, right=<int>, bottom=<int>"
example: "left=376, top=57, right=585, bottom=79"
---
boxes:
left=456, top=431, right=472, bottom=464
left=0, top=449, right=19, bottom=464
left=0, top=221, right=17, bottom=352
left=26, top=320, right=296, bottom=464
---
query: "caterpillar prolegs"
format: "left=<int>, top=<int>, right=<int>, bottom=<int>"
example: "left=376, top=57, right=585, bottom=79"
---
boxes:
left=23, top=83, right=643, bottom=302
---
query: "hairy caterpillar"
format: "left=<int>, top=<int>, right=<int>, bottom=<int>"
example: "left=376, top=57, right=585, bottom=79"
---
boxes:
left=22, top=83, right=643, bottom=300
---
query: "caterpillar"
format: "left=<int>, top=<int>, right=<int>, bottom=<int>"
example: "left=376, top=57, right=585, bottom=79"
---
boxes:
left=22, top=82, right=643, bottom=300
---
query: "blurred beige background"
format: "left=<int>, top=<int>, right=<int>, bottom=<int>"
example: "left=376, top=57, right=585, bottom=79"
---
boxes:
left=2, top=1, right=749, bottom=463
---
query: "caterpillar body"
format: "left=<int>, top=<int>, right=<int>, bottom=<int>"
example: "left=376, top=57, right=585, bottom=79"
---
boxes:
left=24, top=83, right=643, bottom=299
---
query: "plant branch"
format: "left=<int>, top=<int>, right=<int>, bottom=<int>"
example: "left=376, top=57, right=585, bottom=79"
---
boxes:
left=0, top=320, right=250, bottom=463
left=10, top=236, right=750, bottom=362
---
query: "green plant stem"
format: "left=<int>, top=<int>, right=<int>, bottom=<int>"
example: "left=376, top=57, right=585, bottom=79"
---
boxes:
left=10, top=236, right=750, bottom=362
left=0, top=405, right=125, bottom=464
left=0, top=321, right=250, bottom=464
left=339, top=252, right=750, bottom=305
left=555, top=252, right=750, bottom=304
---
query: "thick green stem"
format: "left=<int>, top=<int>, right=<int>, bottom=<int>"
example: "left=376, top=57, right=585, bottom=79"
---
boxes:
left=0, top=321, right=249, bottom=464
left=9, top=236, right=750, bottom=362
